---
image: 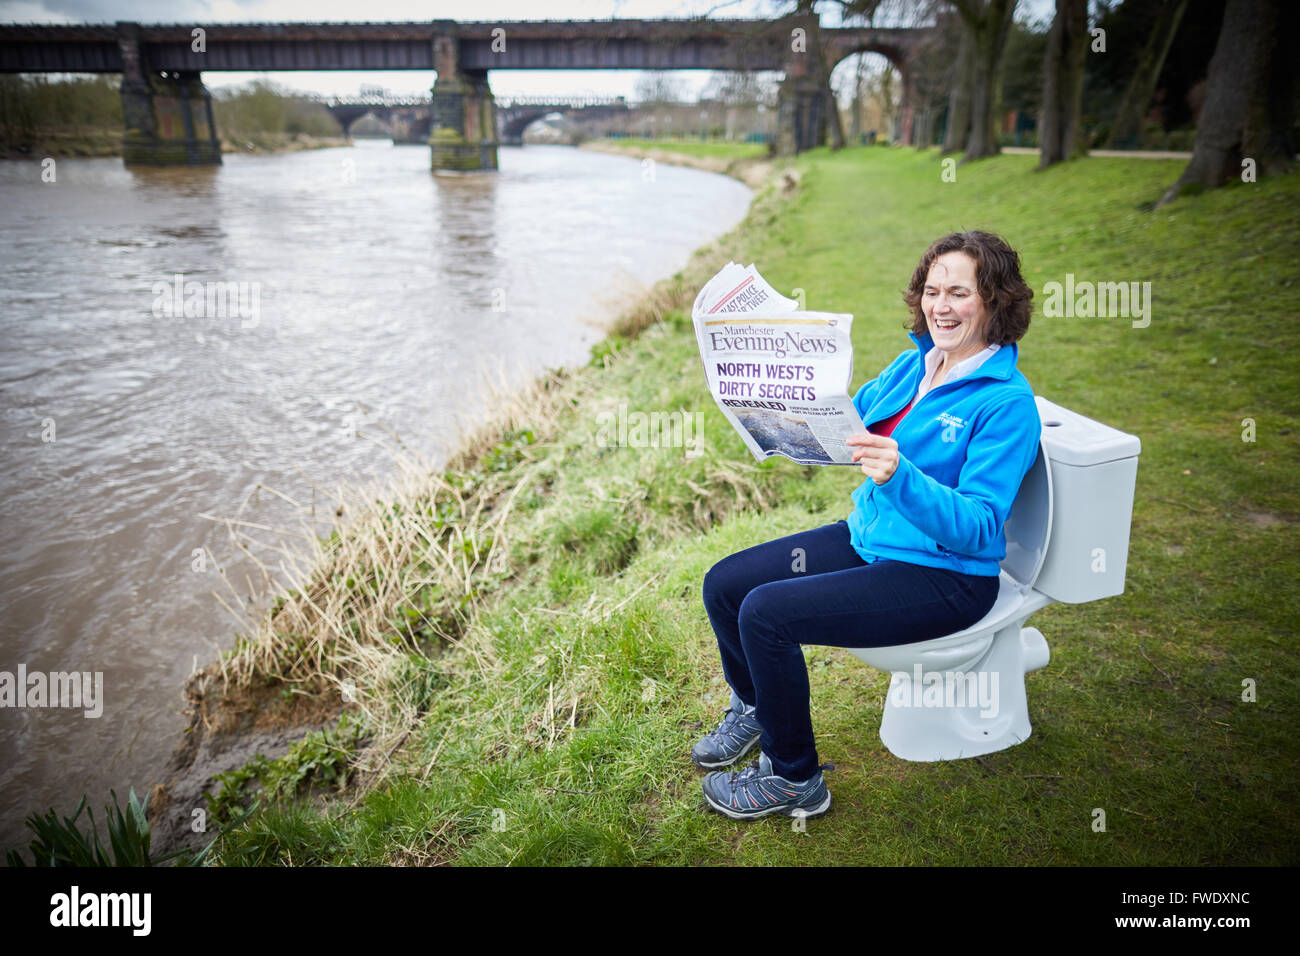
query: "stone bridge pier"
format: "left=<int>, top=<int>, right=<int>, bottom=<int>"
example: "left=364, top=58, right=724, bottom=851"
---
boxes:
left=774, top=16, right=828, bottom=156
left=116, top=22, right=221, bottom=165
left=776, top=72, right=827, bottom=156
left=428, top=32, right=498, bottom=172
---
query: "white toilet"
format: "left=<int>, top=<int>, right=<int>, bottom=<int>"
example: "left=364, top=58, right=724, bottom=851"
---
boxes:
left=846, top=396, right=1142, bottom=761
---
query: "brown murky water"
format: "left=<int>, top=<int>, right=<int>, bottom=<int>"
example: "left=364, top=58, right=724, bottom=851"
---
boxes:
left=0, top=141, right=751, bottom=850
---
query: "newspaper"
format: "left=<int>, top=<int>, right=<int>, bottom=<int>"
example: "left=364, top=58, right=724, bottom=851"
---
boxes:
left=693, top=262, right=864, bottom=466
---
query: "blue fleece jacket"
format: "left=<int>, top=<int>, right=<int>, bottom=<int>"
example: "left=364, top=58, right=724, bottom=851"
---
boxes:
left=847, top=329, right=1041, bottom=577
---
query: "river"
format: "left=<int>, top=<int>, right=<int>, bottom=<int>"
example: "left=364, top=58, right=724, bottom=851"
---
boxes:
left=0, top=140, right=751, bottom=852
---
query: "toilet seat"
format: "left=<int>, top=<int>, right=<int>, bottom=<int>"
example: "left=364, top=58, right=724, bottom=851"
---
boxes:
left=1002, top=441, right=1053, bottom=595
left=855, top=570, right=1054, bottom=674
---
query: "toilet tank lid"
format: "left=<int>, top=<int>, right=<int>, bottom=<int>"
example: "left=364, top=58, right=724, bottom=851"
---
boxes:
left=1035, top=396, right=1142, bottom=467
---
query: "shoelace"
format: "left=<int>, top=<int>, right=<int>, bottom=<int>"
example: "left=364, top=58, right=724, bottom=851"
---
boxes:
left=731, top=759, right=837, bottom=793
left=709, top=707, right=751, bottom=741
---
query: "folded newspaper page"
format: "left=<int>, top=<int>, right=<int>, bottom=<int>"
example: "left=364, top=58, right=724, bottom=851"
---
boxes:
left=693, top=262, right=864, bottom=466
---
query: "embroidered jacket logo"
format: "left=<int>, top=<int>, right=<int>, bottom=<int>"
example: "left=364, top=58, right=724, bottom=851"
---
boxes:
left=936, top=412, right=966, bottom=443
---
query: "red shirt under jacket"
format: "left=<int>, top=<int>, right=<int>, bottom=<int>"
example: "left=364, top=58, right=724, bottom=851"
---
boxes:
left=868, top=399, right=914, bottom=437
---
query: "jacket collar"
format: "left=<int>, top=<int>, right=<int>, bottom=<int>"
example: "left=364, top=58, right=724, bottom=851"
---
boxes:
left=908, top=329, right=1018, bottom=382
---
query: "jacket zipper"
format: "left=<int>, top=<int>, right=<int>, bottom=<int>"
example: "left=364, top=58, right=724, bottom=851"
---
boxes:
left=870, top=372, right=958, bottom=425
left=867, top=352, right=1008, bottom=426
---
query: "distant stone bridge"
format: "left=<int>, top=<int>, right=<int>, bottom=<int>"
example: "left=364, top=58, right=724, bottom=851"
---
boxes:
left=312, top=93, right=630, bottom=145
left=0, top=18, right=935, bottom=169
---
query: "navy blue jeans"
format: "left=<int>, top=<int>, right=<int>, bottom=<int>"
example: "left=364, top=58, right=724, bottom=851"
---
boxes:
left=701, top=519, right=999, bottom=781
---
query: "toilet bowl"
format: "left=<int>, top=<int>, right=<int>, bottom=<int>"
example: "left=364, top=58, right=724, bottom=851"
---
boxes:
left=846, top=396, right=1142, bottom=761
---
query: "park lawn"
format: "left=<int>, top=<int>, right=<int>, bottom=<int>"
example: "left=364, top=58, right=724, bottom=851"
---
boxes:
left=209, top=145, right=1299, bottom=866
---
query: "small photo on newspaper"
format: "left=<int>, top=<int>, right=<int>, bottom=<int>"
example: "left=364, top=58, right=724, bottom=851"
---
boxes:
left=693, top=262, right=863, bottom=467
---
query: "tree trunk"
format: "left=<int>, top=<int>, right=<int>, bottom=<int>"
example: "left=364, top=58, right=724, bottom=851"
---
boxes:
left=1105, top=0, right=1190, bottom=149
left=942, top=24, right=974, bottom=154
left=1038, top=0, right=1088, bottom=167
left=953, top=0, right=1017, bottom=162
left=826, top=76, right=846, bottom=150
left=850, top=54, right=864, bottom=140
left=1157, top=0, right=1298, bottom=207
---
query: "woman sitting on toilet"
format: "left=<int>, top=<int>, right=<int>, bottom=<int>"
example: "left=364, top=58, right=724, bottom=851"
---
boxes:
left=695, top=230, right=1042, bottom=820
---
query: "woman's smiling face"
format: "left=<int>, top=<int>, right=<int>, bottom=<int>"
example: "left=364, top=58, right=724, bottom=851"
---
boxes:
left=922, top=251, right=990, bottom=361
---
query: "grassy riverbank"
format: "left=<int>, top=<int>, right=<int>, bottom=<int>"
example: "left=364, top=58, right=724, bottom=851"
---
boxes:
left=581, top=137, right=773, bottom=187
left=173, top=143, right=1298, bottom=866
left=0, top=130, right=351, bottom=160
left=596, top=137, right=769, bottom=160
left=1, top=76, right=347, bottom=159
left=0, top=127, right=124, bottom=158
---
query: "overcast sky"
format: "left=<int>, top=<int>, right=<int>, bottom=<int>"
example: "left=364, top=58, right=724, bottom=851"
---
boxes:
left=0, top=0, right=1056, bottom=100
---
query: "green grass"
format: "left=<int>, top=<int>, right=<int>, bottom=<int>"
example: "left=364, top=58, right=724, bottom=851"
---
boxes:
left=206, top=146, right=1300, bottom=866
left=598, top=137, right=768, bottom=160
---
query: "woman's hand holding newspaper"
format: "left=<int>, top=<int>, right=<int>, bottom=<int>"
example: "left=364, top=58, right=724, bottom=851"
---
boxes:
left=846, top=432, right=900, bottom=486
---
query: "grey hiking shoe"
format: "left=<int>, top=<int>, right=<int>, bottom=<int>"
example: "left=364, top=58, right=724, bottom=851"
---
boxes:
left=691, top=690, right=763, bottom=769
left=702, top=750, right=834, bottom=820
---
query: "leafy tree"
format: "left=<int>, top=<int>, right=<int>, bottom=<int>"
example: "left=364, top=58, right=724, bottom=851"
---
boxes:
left=634, top=71, right=688, bottom=106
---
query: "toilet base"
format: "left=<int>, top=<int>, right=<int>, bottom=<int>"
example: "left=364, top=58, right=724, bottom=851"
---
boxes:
left=875, top=624, right=1050, bottom=762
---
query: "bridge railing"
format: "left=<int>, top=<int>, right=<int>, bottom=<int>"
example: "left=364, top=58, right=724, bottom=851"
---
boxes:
left=304, top=94, right=430, bottom=108
left=307, top=93, right=629, bottom=110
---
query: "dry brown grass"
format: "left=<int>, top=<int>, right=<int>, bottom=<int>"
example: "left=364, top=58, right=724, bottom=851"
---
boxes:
left=196, top=363, right=584, bottom=773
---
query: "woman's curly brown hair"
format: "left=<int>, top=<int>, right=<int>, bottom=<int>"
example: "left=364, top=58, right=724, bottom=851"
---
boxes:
left=902, top=231, right=1032, bottom=346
